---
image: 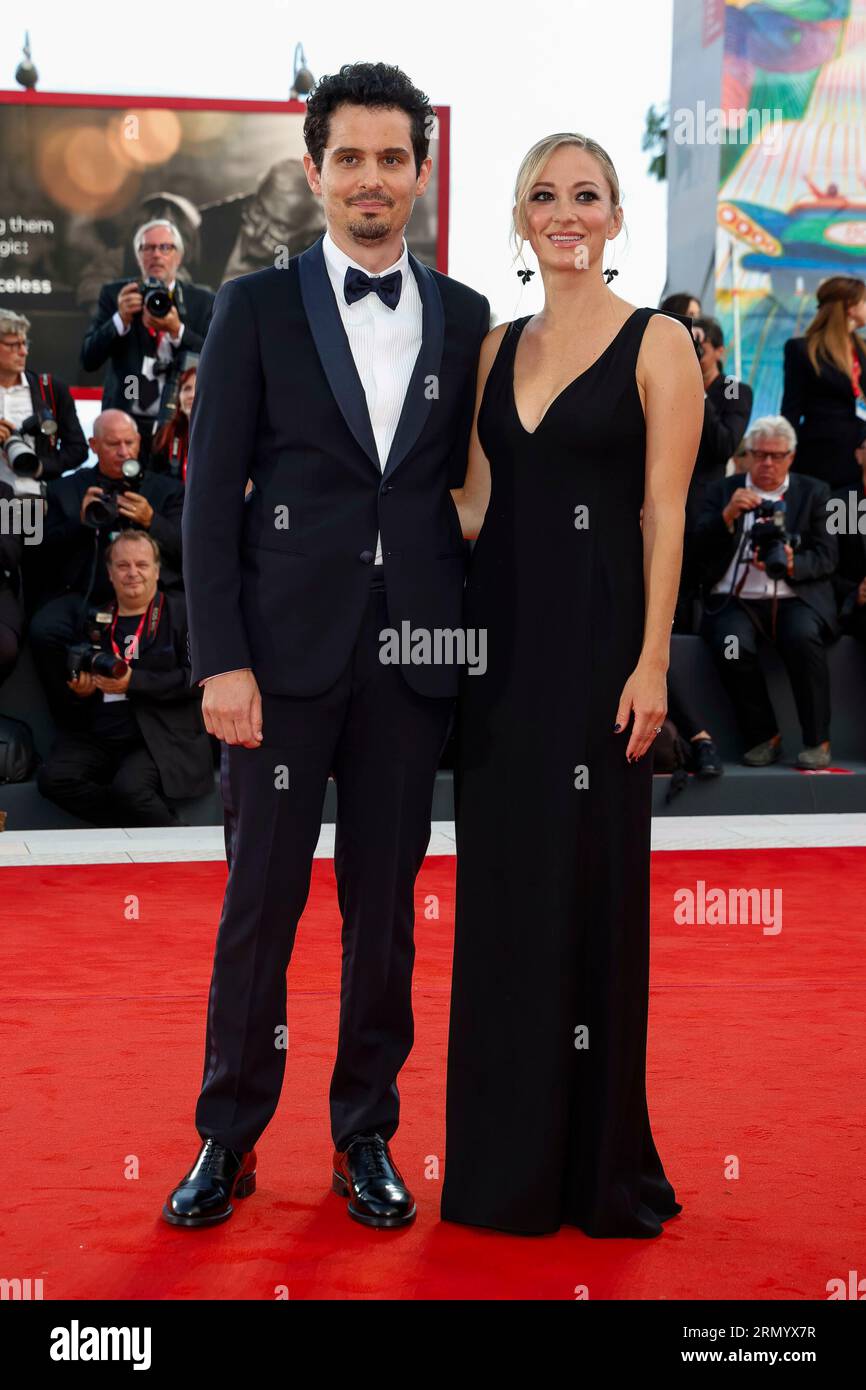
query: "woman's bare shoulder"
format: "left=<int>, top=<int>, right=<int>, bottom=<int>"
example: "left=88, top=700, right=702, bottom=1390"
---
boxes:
left=639, top=310, right=696, bottom=368
left=475, top=319, right=512, bottom=376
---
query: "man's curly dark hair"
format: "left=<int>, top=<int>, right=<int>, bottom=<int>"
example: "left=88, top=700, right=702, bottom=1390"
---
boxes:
left=303, top=62, right=436, bottom=176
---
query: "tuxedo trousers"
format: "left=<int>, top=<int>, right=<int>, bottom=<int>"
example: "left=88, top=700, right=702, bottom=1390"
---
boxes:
left=195, top=576, right=454, bottom=1153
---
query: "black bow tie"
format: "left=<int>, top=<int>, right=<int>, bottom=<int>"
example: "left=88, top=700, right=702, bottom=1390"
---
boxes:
left=344, top=266, right=403, bottom=310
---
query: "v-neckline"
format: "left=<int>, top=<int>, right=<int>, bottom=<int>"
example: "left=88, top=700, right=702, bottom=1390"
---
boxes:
left=511, top=308, right=642, bottom=436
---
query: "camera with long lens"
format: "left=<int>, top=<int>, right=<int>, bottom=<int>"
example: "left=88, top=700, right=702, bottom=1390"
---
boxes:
left=748, top=498, right=799, bottom=580
left=66, top=608, right=128, bottom=681
left=4, top=409, right=57, bottom=477
left=82, top=459, right=142, bottom=529
left=138, top=277, right=174, bottom=318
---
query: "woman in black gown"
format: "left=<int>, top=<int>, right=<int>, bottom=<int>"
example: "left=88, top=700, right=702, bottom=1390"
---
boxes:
left=441, top=134, right=705, bottom=1238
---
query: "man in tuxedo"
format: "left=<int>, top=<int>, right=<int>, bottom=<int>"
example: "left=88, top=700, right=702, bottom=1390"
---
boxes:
left=80, top=220, right=214, bottom=463
left=695, top=416, right=839, bottom=768
left=164, top=62, right=489, bottom=1230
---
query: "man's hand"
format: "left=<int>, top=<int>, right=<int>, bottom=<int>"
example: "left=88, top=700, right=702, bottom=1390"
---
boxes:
left=117, top=281, right=143, bottom=327
left=94, top=667, right=133, bottom=695
left=857, top=577, right=866, bottom=607
left=67, top=671, right=97, bottom=698
left=79, top=485, right=107, bottom=524
left=0, top=417, right=15, bottom=445
left=142, top=304, right=182, bottom=338
left=117, top=491, right=154, bottom=527
left=753, top=543, right=795, bottom=578
left=202, top=669, right=263, bottom=747
left=722, top=487, right=762, bottom=529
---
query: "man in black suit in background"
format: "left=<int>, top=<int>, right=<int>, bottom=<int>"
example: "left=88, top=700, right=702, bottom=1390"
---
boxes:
left=80, top=220, right=214, bottom=464
left=164, top=63, right=489, bottom=1231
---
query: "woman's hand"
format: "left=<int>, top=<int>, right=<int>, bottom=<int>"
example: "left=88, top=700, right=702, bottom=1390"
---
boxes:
left=613, top=661, right=667, bottom=763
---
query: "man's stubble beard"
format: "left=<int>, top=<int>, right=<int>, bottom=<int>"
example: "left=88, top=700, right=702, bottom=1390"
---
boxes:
left=345, top=214, right=393, bottom=242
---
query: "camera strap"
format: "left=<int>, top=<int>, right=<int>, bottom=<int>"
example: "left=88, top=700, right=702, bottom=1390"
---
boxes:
left=108, top=591, right=164, bottom=662
left=39, top=374, right=58, bottom=449
left=735, top=580, right=780, bottom=643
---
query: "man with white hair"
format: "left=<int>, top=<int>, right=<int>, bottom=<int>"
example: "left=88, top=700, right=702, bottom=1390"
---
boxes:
left=695, top=415, right=839, bottom=769
left=80, top=220, right=214, bottom=462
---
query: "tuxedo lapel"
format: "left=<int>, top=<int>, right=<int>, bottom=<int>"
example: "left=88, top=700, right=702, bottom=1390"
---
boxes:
left=382, top=250, right=444, bottom=482
left=297, top=235, right=445, bottom=481
left=298, top=236, right=380, bottom=471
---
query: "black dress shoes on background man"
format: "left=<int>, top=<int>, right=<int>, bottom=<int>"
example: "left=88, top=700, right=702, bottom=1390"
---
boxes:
left=162, top=1138, right=257, bottom=1227
left=332, top=1133, right=416, bottom=1228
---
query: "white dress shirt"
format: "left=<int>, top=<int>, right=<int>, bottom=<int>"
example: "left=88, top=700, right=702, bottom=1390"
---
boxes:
left=321, top=228, right=422, bottom=563
left=0, top=371, right=40, bottom=491
left=712, top=471, right=797, bottom=599
left=200, top=231, right=422, bottom=686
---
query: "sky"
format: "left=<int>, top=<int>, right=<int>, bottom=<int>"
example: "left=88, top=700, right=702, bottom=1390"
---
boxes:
left=0, top=0, right=674, bottom=323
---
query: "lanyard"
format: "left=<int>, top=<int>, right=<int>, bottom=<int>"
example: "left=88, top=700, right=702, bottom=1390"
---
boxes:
left=109, top=600, right=151, bottom=663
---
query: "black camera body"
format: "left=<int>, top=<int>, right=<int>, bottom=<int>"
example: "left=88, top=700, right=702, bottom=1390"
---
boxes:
left=138, top=277, right=174, bottom=319
left=66, top=608, right=128, bottom=681
left=749, top=498, right=800, bottom=580
left=82, top=460, right=143, bottom=529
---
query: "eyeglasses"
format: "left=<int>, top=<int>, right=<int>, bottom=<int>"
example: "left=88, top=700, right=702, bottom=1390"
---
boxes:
left=138, top=242, right=176, bottom=255
left=750, top=449, right=791, bottom=461
left=0, top=337, right=28, bottom=350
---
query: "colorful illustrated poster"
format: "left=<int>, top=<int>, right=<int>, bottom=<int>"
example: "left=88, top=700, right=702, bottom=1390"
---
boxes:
left=715, top=0, right=866, bottom=418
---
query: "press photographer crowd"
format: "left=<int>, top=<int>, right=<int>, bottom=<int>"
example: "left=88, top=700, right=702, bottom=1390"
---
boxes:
left=1, top=218, right=866, bottom=827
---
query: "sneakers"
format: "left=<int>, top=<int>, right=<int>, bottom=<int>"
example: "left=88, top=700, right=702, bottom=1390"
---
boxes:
left=796, top=743, right=832, bottom=769
left=743, top=736, right=782, bottom=767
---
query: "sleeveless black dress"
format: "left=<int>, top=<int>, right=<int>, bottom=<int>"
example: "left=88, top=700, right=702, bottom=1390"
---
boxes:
left=440, top=308, right=682, bottom=1238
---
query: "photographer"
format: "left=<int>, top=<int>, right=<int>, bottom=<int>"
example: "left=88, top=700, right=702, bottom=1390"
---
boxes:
left=80, top=220, right=214, bottom=464
left=0, top=310, right=89, bottom=486
left=29, top=409, right=184, bottom=721
left=149, top=365, right=197, bottom=484
left=36, top=530, right=212, bottom=827
left=695, top=416, right=839, bottom=769
left=676, top=316, right=753, bottom=631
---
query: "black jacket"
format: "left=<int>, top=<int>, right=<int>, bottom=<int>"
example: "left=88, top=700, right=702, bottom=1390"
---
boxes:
left=0, top=478, right=25, bottom=615
left=827, top=481, right=866, bottom=622
left=694, top=470, right=840, bottom=637
left=79, top=589, right=212, bottom=799
left=19, top=369, right=89, bottom=480
left=781, top=335, right=866, bottom=490
left=80, top=278, right=214, bottom=411
left=686, top=372, right=753, bottom=532
left=182, top=235, right=490, bottom=698
left=39, top=463, right=185, bottom=603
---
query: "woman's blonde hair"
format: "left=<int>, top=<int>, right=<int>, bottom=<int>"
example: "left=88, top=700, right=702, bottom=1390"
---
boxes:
left=803, top=275, right=866, bottom=383
left=511, top=132, right=623, bottom=261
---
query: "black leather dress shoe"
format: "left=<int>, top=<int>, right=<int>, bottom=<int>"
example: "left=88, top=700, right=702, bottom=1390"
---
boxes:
left=332, top=1132, right=416, bottom=1228
left=691, top=737, right=723, bottom=778
left=162, top=1138, right=256, bottom=1227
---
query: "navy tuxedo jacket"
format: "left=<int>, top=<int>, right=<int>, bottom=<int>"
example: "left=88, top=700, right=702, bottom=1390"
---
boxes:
left=182, top=235, right=490, bottom=697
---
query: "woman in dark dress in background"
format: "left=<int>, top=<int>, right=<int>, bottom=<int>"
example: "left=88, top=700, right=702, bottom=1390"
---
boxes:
left=442, top=133, right=704, bottom=1238
left=782, top=275, right=866, bottom=491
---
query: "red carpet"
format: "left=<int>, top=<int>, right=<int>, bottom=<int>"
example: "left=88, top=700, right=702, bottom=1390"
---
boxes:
left=2, top=847, right=864, bottom=1300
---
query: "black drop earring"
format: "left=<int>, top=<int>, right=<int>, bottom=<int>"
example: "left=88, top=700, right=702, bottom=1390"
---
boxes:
left=604, top=268, right=619, bottom=284
left=517, top=266, right=535, bottom=284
